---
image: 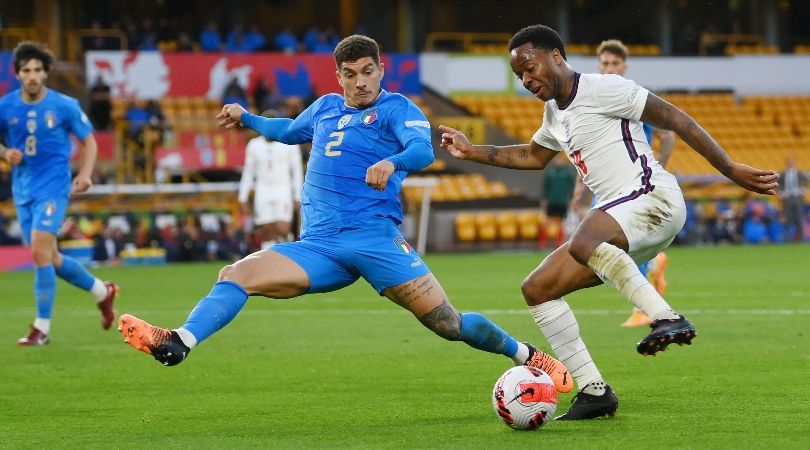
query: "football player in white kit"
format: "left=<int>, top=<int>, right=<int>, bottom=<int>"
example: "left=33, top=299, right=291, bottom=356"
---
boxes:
left=238, top=111, right=304, bottom=248
left=440, top=24, right=778, bottom=420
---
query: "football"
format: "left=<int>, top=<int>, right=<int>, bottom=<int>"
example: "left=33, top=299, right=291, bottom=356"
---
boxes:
left=492, top=365, right=558, bottom=430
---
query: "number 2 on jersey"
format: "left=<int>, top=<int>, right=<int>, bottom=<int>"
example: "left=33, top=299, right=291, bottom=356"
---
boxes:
left=24, top=135, right=37, bottom=156
left=570, top=149, right=588, bottom=176
left=325, top=131, right=344, bottom=157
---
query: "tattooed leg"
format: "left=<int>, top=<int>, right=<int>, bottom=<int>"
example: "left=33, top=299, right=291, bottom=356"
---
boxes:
left=384, top=273, right=520, bottom=356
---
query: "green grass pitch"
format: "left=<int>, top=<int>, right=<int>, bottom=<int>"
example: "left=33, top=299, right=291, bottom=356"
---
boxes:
left=1, top=244, right=809, bottom=449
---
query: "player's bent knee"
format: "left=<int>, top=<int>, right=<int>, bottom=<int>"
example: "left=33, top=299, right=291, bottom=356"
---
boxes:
left=567, top=238, right=595, bottom=266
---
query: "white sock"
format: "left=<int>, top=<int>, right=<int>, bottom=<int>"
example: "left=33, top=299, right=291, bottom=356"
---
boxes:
left=588, top=242, right=679, bottom=322
left=528, top=299, right=603, bottom=390
left=174, top=327, right=198, bottom=349
left=34, top=317, right=51, bottom=335
left=510, top=342, right=531, bottom=365
left=90, top=279, right=108, bottom=302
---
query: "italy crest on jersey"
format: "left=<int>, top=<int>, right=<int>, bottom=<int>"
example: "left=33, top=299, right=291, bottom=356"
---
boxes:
left=337, top=114, right=352, bottom=130
left=45, top=111, right=57, bottom=128
left=44, top=201, right=56, bottom=217
left=361, top=109, right=377, bottom=125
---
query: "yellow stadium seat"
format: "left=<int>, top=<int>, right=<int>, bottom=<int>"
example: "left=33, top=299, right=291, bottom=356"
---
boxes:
left=495, top=212, right=518, bottom=240
left=475, top=213, right=497, bottom=241
left=455, top=213, right=477, bottom=242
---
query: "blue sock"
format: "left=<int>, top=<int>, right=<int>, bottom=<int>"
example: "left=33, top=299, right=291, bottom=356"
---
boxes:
left=457, top=312, right=518, bottom=357
left=181, top=281, right=249, bottom=345
left=34, top=265, right=57, bottom=319
left=55, top=254, right=96, bottom=291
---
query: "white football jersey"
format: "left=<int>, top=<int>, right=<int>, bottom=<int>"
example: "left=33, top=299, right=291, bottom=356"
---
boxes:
left=532, top=73, right=680, bottom=201
left=238, top=136, right=304, bottom=204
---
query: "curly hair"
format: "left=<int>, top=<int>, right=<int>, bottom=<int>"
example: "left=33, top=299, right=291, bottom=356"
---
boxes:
left=508, top=25, right=567, bottom=60
left=333, top=35, right=380, bottom=68
left=596, top=39, right=629, bottom=60
left=12, top=41, right=55, bottom=73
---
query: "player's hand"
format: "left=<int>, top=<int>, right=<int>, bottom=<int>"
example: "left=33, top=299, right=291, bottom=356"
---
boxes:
left=438, top=125, right=474, bottom=160
left=217, top=104, right=247, bottom=129
left=727, top=163, right=779, bottom=195
left=239, top=202, right=251, bottom=215
left=71, top=174, right=93, bottom=194
left=366, top=159, right=395, bottom=191
left=3, top=148, right=23, bottom=166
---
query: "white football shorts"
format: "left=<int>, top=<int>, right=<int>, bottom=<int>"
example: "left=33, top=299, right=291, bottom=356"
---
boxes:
left=253, top=195, right=294, bottom=225
left=595, top=186, right=686, bottom=264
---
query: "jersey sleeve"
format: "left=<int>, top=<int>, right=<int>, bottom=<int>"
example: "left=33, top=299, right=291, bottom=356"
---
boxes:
left=66, top=98, right=93, bottom=140
left=595, top=74, right=649, bottom=121
left=531, top=106, right=563, bottom=151
left=386, top=97, right=434, bottom=171
left=242, top=96, right=325, bottom=144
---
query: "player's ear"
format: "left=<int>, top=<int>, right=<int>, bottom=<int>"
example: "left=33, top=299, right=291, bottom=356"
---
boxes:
left=335, top=69, right=341, bottom=86
left=378, top=62, right=385, bottom=81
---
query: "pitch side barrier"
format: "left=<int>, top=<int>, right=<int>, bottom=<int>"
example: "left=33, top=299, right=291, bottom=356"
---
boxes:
left=86, top=178, right=438, bottom=254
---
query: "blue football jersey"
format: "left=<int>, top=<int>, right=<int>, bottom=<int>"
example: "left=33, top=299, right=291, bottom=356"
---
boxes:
left=0, top=88, right=93, bottom=204
left=276, top=90, right=432, bottom=238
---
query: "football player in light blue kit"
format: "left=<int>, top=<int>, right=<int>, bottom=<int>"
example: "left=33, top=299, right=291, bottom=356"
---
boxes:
left=118, top=35, right=573, bottom=393
left=0, top=42, right=118, bottom=346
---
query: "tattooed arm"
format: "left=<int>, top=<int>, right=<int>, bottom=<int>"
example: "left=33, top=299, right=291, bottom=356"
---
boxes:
left=438, top=125, right=558, bottom=170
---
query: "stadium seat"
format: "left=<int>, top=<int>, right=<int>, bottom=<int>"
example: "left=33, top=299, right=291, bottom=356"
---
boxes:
left=517, top=211, right=540, bottom=240
left=454, top=213, right=477, bottom=242
left=495, top=212, right=518, bottom=240
left=475, top=213, right=497, bottom=241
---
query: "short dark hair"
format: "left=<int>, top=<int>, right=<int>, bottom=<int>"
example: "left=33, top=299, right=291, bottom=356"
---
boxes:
left=596, top=39, right=628, bottom=60
left=508, top=25, right=567, bottom=60
left=333, top=35, right=380, bottom=69
left=12, top=41, right=55, bottom=73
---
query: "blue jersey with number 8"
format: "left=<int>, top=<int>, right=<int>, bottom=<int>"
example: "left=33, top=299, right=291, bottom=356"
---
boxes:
left=0, top=88, right=93, bottom=204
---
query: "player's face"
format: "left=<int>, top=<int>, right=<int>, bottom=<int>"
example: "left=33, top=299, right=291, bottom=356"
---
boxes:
left=510, top=43, right=561, bottom=101
left=598, top=52, right=627, bottom=76
left=17, top=59, right=48, bottom=99
left=336, top=57, right=384, bottom=108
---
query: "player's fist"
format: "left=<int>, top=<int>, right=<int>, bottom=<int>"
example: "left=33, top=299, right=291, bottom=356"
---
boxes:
left=3, top=148, right=23, bottom=166
left=366, top=159, right=395, bottom=191
left=217, top=103, right=247, bottom=129
left=438, top=125, right=474, bottom=160
left=71, top=174, right=93, bottom=194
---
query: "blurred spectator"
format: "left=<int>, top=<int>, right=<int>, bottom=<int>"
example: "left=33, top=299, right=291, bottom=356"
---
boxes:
left=778, top=156, right=808, bottom=241
left=310, top=30, right=337, bottom=53
left=176, top=31, right=195, bottom=51
left=125, top=101, right=150, bottom=138
left=742, top=202, right=768, bottom=244
left=245, top=24, right=267, bottom=51
left=145, top=100, right=167, bottom=132
left=200, top=20, right=223, bottom=52
left=222, top=78, right=249, bottom=109
left=139, top=18, right=159, bottom=50
left=88, top=75, right=112, bottom=130
left=253, top=77, right=285, bottom=112
left=93, top=226, right=124, bottom=262
left=303, top=26, right=320, bottom=51
left=179, top=221, right=206, bottom=261
left=226, top=24, right=251, bottom=52
left=124, top=19, right=141, bottom=50
left=82, top=20, right=109, bottom=51
left=274, top=27, right=299, bottom=53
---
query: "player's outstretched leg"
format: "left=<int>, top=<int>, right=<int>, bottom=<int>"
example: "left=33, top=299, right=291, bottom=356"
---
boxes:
left=119, top=280, right=249, bottom=366
left=55, top=254, right=119, bottom=329
left=588, top=242, right=695, bottom=356
left=384, top=274, right=572, bottom=393
left=456, top=312, right=572, bottom=393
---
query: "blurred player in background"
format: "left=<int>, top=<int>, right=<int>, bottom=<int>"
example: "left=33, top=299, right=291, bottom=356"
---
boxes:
left=0, top=42, right=118, bottom=346
left=568, top=39, right=676, bottom=327
left=440, top=24, right=778, bottom=419
left=118, top=35, right=573, bottom=394
left=238, top=110, right=304, bottom=249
